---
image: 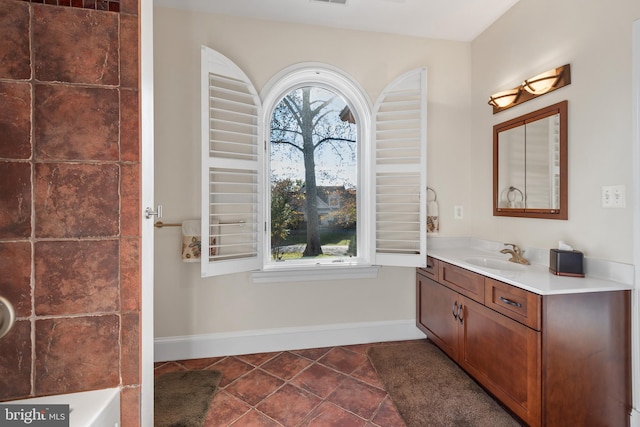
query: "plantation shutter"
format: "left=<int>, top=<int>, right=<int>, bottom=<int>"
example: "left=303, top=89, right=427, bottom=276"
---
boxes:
left=201, top=46, right=263, bottom=277
left=372, top=68, right=427, bottom=267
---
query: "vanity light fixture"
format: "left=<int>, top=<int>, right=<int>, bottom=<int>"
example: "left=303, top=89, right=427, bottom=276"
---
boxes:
left=488, top=88, right=521, bottom=109
left=488, top=64, right=571, bottom=114
left=522, top=65, right=566, bottom=95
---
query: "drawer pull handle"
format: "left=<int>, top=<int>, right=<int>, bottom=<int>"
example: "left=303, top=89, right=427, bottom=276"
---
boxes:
left=499, top=296, right=522, bottom=308
left=452, top=301, right=458, bottom=319
left=458, top=304, right=463, bottom=324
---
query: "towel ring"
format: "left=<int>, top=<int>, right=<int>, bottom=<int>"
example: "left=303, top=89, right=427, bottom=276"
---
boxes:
left=427, top=187, right=437, bottom=202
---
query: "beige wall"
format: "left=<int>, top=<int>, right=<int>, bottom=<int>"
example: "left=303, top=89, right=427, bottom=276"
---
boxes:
left=470, top=0, right=640, bottom=263
left=153, top=8, right=471, bottom=337
left=153, top=0, right=640, bottom=340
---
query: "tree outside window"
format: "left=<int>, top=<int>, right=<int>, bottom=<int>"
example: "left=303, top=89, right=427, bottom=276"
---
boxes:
left=269, top=86, right=357, bottom=260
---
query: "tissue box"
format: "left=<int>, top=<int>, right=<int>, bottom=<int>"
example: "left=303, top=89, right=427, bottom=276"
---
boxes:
left=549, top=249, right=584, bottom=277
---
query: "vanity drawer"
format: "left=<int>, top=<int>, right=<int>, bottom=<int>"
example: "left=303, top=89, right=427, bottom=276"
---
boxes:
left=438, top=261, right=484, bottom=304
left=418, top=256, right=439, bottom=281
left=485, top=278, right=541, bottom=330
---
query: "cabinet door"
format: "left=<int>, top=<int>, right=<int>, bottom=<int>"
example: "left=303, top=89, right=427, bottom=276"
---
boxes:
left=459, top=297, right=541, bottom=427
left=417, top=273, right=460, bottom=360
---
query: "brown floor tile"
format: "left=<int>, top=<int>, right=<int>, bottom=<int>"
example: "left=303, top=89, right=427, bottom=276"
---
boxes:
left=212, top=357, right=256, bottom=388
left=225, top=369, right=284, bottom=406
left=160, top=342, right=415, bottom=427
left=177, top=357, right=225, bottom=370
left=350, top=359, right=385, bottom=389
left=237, top=351, right=280, bottom=367
left=371, top=396, right=406, bottom=427
left=257, top=384, right=321, bottom=427
left=290, top=363, right=347, bottom=399
left=261, top=352, right=313, bottom=381
left=229, top=409, right=281, bottom=427
left=318, top=347, right=367, bottom=375
left=291, top=347, right=332, bottom=361
left=204, top=390, right=251, bottom=427
left=300, top=401, right=366, bottom=427
left=327, top=377, right=387, bottom=420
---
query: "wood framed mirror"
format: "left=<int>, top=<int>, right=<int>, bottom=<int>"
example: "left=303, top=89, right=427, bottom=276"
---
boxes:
left=493, top=101, right=567, bottom=219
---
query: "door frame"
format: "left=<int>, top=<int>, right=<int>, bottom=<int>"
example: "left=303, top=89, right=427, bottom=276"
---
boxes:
left=140, top=0, right=155, bottom=424
left=632, top=18, right=640, bottom=427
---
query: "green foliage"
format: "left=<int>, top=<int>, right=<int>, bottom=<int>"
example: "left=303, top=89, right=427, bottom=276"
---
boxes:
left=271, top=178, right=303, bottom=260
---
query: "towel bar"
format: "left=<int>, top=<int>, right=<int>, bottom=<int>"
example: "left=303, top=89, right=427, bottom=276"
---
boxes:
left=154, top=220, right=246, bottom=228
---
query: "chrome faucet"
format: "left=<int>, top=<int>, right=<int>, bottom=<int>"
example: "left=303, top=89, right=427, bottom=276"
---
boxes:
left=500, top=243, right=530, bottom=265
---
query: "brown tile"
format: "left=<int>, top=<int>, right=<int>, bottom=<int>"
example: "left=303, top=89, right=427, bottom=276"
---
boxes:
left=261, top=352, right=312, bottom=381
left=0, top=1, right=31, bottom=80
left=0, top=320, right=32, bottom=400
left=121, top=312, right=140, bottom=386
left=120, top=89, right=140, bottom=161
left=0, top=241, right=32, bottom=317
left=292, top=347, right=332, bottom=361
left=371, top=396, right=405, bottom=427
left=318, top=347, right=367, bottom=375
left=120, top=236, right=141, bottom=312
left=351, top=359, right=385, bottom=390
left=120, top=163, right=140, bottom=236
left=120, top=14, right=138, bottom=89
left=203, top=390, right=251, bottom=427
left=34, top=163, right=119, bottom=238
left=121, top=386, right=141, bottom=427
left=0, top=81, right=32, bottom=159
left=299, top=402, right=366, bottom=427
left=236, top=352, right=279, bottom=367
left=33, top=5, right=119, bottom=85
left=154, top=362, right=185, bottom=377
left=225, top=369, right=284, bottom=406
left=257, top=384, right=321, bottom=427
left=176, top=357, right=225, bottom=370
left=229, top=409, right=281, bottom=427
left=327, top=377, right=387, bottom=420
left=34, top=84, right=119, bottom=161
left=35, top=315, right=120, bottom=394
left=34, top=239, right=119, bottom=315
left=120, top=0, right=137, bottom=15
left=212, top=357, right=255, bottom=388
left=291, top=362, right=347, bottom=399
left=0, top=161, right=31, bottom=238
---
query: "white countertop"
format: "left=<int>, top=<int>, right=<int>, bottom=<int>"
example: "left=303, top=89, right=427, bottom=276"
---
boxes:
left=427, top=237, right=634, bottom=295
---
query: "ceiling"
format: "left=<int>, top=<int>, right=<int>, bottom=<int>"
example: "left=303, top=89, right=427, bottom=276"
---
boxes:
left=155, top=0, right=521, bottom=42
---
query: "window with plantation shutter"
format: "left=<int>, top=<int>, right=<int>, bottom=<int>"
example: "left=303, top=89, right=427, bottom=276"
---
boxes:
left=372, top=68, right=427, bottom=267
left=201, top=46, right=427, bottom=279
left=201, top=46, right=263, bottom=277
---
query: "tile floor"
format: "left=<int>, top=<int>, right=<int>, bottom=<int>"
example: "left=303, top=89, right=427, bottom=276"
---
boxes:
left=154, top=341, right=413, bottom=426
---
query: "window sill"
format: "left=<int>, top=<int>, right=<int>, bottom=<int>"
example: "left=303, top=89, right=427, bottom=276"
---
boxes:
left=251, top=264, right=381, bottom=284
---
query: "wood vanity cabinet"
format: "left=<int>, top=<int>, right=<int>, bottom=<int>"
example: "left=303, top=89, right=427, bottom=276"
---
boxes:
left=416, top=257, right=631, bottom=427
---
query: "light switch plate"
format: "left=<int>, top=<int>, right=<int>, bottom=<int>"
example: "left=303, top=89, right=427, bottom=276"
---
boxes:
left=602, top=185, right=626, bottom=208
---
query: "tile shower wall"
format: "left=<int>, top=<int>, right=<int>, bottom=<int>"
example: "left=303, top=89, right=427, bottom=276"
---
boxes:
left=0, top=1, right=141, bottom=426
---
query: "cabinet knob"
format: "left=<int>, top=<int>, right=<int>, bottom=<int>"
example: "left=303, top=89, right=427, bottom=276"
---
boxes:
left=458, top=304, right=464, bottom=324
left=452, top=301, right=458, bottom=320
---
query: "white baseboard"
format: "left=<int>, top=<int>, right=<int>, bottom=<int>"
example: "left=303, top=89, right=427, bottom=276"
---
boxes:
left=154, top=320, right=425, bottom=362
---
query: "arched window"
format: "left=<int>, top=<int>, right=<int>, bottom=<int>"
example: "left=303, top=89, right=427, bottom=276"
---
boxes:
left=260, top=64, right=371, bottom=269
left=200, top=46, right=427, bottom=281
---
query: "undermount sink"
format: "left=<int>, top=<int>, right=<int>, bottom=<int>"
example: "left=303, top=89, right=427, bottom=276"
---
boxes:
left=464, top=257, right=527, bottom=272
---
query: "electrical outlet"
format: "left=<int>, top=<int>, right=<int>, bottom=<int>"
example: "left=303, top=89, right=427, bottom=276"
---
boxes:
left=602, top=185, right=626, bottom=208
left=454, top=205, right=463, bottom=219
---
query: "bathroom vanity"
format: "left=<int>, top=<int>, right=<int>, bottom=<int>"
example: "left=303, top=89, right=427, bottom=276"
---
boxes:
left=416, top=249, right=632, bottom=427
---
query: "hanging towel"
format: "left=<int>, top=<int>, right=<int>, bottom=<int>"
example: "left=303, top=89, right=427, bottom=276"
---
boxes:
left=181, top=220, right=201, bottom=262
left=427, top=188, right=439, bottom=234
left=209, top=219, right=219, bottom=258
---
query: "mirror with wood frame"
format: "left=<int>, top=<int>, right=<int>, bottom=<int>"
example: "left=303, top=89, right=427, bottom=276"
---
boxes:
left=493, top=101, right=567, bottom=219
